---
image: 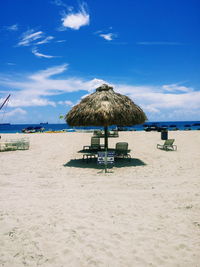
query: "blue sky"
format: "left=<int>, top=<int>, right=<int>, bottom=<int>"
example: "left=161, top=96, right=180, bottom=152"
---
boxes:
left=0, top=0, right=200, bottom=123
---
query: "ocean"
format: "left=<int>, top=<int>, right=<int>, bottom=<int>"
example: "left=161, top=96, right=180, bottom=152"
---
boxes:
left=0, top=121, right=200, bottom=133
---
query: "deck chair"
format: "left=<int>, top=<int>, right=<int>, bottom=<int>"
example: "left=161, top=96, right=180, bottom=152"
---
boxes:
left=83, top=137, right=104, bottom=150
left=115, top=142, right=131, bottom=159
left=93, top=130, right=105, bottom=137
left=15, top=138, right=30, bottom=150
left=2, top=141, right=18, bottom=151
left=93, top=130, right=102, bottom=137
left=109, top=130, right=119, bottom=137
left=0, top=138, right=30, bottom=152
left=157, top=139, right=177, bottom=151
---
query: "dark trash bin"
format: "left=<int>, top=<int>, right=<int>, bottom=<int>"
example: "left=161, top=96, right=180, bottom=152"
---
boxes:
left=161, top=129, right=168, bottom=140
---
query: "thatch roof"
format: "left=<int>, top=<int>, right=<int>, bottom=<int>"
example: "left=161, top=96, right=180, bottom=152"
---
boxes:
left=66, top=84, right=147, bottom=127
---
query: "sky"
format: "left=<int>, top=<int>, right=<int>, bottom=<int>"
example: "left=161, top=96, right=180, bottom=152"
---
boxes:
left=0, top=0, right=200, bottom=124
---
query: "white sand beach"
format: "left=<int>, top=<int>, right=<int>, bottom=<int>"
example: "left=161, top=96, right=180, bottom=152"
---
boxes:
left=0, top=131, right=200, bottom=267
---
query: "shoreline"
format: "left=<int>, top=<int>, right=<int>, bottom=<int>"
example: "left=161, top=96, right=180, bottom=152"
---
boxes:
left=1, top=128, right=200, bottom=135
left=1, top=120, right=200, bottom=134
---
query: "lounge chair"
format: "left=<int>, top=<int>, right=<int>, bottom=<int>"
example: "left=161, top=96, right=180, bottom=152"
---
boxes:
left=83, top=137, right=104, bottom=151
left=93, top=130, right=102, bottom=137
left=157, top=139, right=177, bottom=151
left=0, top=138, right=30, bottom=152
left=93, top=130, right=119, bottom=138
left=115, top=142, right=131, bottom=159
left=15, top=138, right=30, bottom=150
left=109, top=130, right=119, bottom=137
left=1, top=142, right=17, bottom=151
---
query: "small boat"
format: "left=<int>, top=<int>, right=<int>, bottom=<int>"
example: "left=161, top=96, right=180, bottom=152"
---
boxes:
left=22, top=126, right=44, bottom=133
left=22, top=127, right=35, bottom=133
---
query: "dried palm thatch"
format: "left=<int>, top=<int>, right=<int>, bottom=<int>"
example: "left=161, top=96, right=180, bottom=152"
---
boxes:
left=66, top=84, right=147, bottom=150
left=66, top=84, right=147, bottom=127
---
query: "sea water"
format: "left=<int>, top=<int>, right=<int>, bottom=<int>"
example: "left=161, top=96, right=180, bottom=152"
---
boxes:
left=0, top=121, right=200, bottom=134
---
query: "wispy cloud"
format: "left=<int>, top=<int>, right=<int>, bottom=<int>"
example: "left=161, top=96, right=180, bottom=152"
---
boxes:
left=60, top=3, right=89, bottom=30
left=1, top=65, right=199, bottom=121
left=6, top=62, right=16, bottom=66
left=162, top=83, right=193, bottom=93
left=0, top=64, right=104, bottom=108
left=58, top=100, right=74, bottom=106
left=32, top=48, right=57, bottom=59
left=95, top=29, right=117, bottom=41
left=6, top=24, right=18, bottom=31
left=35, top=36, right=54, bottom=45
left=30, top=64, right=68, bottom=80
left=17, top=30, right=54, bottom=47
left=56, top=40, right=66, bottom=43
left=137, top=41, right=182, bottom=46
left=99, top=33, right=117, bottom=41
left=114, top=83, right=200, bottom=120
left=52, top=0, right=67, bottom=8
left=18, top=30, right=44, bottom=46
left=4, top=108, right=27, bottom=117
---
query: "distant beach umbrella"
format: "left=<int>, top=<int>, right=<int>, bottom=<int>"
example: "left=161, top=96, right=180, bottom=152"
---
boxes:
left=66, top=84, right=147, bottom=149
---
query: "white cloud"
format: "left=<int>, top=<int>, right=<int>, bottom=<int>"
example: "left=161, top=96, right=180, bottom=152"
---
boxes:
left=0, top=64, right=104, bottom=108
left=1, top=65, right=200, bottom=121
left=9, top=98, right=56, bottom=107
left=58, top=100, right=74, bottom=106
left=143, top=105, right=160, bottom=114
left=99, top=33, right=116, bottom=41
left=52, top=0, right=67, bottom=8
left=162, top=83, right=192, bottom=93
left=18, top=30, right=54, bottom=47
left=6, top=62, right=16, bottom=66
left=32, top=48, right=56, bottom=59
left=6, top=24, right=18, bottom=31
left=35, top=36, right=54, bottom=45
left=56, top=40, right=66, bottom=43
left=61, top=3, right=89, bottom=30
left=114, top=83, right=200, bottom=120
left=18, top=30, right=44, bottom=46
left=95, top=29, right=117, bottom=41
left=30, top=64, right=68, bottom=80
left=4, top=108, right=27, bottom=117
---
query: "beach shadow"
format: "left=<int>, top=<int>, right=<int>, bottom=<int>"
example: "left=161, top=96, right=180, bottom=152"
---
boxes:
left=63, top=158, right=146, bottom=169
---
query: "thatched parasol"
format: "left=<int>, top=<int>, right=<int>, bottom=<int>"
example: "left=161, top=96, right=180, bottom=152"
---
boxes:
left=66, top=84, right=147, bottom=149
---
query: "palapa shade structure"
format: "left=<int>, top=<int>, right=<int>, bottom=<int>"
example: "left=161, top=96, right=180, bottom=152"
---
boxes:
left=66, top=84, right=147, bottom=150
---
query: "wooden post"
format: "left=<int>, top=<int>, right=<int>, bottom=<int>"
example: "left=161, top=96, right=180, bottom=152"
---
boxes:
left=104, top=126, right=108, bottom=173
left=104, top=126, right=108, bottom=150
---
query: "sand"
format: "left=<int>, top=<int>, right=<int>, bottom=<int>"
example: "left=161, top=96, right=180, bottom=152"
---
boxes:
left=0, top=131, right=200, bottom=267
